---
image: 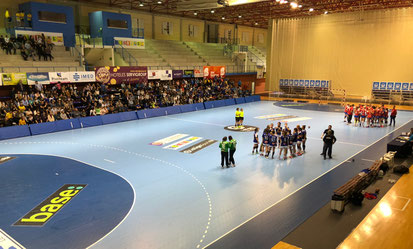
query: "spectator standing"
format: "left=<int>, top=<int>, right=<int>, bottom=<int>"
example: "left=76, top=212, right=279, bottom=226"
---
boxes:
left=27, top=12, right=32, bottom=27
left=5, top=9, right=11, bottom=24
left=228, top=135, right=237, bottom=167
left=390, top=106, right=397, bottom=126
left=219, top=137, right=229, bottom=168
left=322, top=129, right=336, bottom=160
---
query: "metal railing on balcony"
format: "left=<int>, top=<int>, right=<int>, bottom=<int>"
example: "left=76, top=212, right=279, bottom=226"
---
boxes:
left=114, top=44, right=138, bottom=66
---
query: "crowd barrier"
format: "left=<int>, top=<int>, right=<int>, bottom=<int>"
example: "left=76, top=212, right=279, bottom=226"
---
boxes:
left=0, top=95, right=261, bottom=140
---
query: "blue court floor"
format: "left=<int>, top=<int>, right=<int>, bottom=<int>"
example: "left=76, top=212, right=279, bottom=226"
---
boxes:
left=0, top=101, right=411, bottom=249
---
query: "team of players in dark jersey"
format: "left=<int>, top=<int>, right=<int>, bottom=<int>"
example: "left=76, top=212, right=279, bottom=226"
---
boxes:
left=252, top=122, right=308, bottom=160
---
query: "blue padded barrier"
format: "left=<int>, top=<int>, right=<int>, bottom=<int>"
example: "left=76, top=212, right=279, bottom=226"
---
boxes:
left=193, top=103, right=205, bottom=110
left=79, top=116, right=103, bottom=128
left=244, top=96, right=254, bottom=103
left=29, top=122, right=57, bottom=135
left=179, top=104, right=196, bottom=113
left=204, top=101, right=216, bottom=109
left=137, top=108, right=166, bottom=119
left=55, top=119, right=81, bottom=132
left=235, top=97, right=246, bottom=104
left=101, top=113, right=122, bottom=125
left=252, top=95, right=261, bottom=101
left=164, top=106, right=181, bottom=115
left=224, top=99, right=236, bottom=106
left=119, top=111, right=138, bottom=122
left=0, top=125, right=31, bottom=140
left=214, top=99, right=226, bottom=108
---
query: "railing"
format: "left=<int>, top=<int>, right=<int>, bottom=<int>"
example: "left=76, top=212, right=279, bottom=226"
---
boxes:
left=248, top=50, right=265, bottom=67
left=76, top=33, right=104, bottom=48
left=114, top=44, right=138, bottom=66
left=207, top=37, right=240, bottom=45
left=0, top=66, right=83, bottom=73
left=70, top=46, right=87, bottom=70
left=226, top=65, right=257, bottom=74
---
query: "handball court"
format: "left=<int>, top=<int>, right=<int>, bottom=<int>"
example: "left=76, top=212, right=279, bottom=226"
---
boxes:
left=0, top=100, right=412, bottom=249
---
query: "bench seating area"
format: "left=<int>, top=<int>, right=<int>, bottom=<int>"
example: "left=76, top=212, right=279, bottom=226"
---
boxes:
left=331, top=160, right=382, bottom=212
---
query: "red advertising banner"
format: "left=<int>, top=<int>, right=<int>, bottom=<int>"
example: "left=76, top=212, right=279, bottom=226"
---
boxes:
left=203, top=66, right=226, bottom=79
left=95, top=66, right=148, bottom=84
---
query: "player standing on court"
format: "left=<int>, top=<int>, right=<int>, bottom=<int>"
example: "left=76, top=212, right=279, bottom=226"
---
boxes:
left=219, top=137, right=229, bottom=168
left=228, top=136, right=237, bottom=167
left=252, top=128, right=259, bottom=154
left=239, top=108, right=244, bottom=127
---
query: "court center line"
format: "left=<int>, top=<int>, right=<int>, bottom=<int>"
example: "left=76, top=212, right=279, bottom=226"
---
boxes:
left=203, top=118, right=412, bottom=249
left=361, top=158, right=376, bottom=162
left=104, top=159, right=116, bottom=163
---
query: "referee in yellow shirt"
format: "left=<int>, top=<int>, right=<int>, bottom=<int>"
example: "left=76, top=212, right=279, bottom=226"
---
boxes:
left=239, top=108, right=244, bottom=127
left=235, top=108, right=241, bottom=128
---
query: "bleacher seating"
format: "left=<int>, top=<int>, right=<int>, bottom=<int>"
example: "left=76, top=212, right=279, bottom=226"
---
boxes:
left=185, top=42, right=237, bottom=71
left=0, top=46, right=83, bottom=73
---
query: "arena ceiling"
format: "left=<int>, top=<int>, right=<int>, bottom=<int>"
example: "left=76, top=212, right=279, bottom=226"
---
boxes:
left=76, top=0, right=413, bottom=28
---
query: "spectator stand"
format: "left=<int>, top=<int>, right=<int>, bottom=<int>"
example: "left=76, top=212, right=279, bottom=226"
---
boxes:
left=0, top=95, right=261, bottom=141
left=279, top=79, right=332, bottom=100
left=372, top=81, right=413, bottom=105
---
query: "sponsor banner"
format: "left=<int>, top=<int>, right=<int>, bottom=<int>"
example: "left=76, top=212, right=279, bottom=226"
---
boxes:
left=95, top=66, right=148, bottom=84
left=255, top=114, right=286, bottom=119
left=68, top=71, right=96, bottom=83
left=0, top=229, right=25, bottom=249
left=172, top=70, right=183, bottom=79
left=148, top=70, right=172, bottom=81
left=49, top=72, right=70, bottom=83
left=15, top=30, right=64, bottom=46
left=2, top=73, right=28, bottom=86
left=150, top=134, right=188, bottom=146
left=163, top=136, right=203, bottom=150
left=14, top=184, right=86, bottom=226
left=114, top=37, right=145, bottom=49
left=27, top=72, right=50, bottom=85
left=183, top=70, right=194, bottom=78
left=203, top=66, right=226, bottom=79
left=194, top=69, right=203, bottom=78
left=0, top=156, right=15, bottom=164
left=160, top=70, right=172, bottom=81
left=180, top=139, right=217, bottom=154
left=224, top=125, right=258, bottom=132
left=281, top=117, right=312, bottom=122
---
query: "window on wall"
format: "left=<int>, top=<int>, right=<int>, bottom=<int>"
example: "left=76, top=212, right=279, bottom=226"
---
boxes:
left=242, top=32, right=249, bottom=43
left=188, top=24, right=198, bottom=37
left=257, top=33, right=264, bottom=44
left=38, top=11, right=67, bottom=23
left=107, top=19, right=128, bottom=29
left=162, top=21, right=173, bottom=35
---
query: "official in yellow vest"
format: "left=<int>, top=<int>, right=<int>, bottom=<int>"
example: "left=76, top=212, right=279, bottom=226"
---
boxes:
left=239, top=108, right=244, bottom=127
left=235, top=108, right=241, bottom=127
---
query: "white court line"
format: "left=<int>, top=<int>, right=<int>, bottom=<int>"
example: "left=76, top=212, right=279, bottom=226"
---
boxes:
left=0, top=152, right=137, bottom=249
left=400, top=197, right=411, bottom=211
left=306, top=136, right=367, bottom=147
left=104, top=159, right=116, bottom=164
left=203, top=118, right=413, bottom=249
left=361, top=159, right=376, bottom=162
left=164, top=116, right=227, bottom=127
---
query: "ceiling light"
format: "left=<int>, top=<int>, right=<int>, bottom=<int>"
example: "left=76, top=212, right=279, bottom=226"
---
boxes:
left=309, top=8, right=314, bottom=12
left=157, top=1, right=162, bottom=4
left=194, top=12, right=198, bottom=15
left=211, top=10, right=215, bottom=13
left=238, top=15, right=242, bottom=18
left=255, top=22, right=258, bottom=25
left=290, top=2, right=298, bottom=8
left=139, top=3, right=144, bottom=6
left=298, top=5, right=302, bottom=8
left=276, top=0, right=280, bottom=2
left=324, top=11, right=328, bottom=14
left=222, top=16, right=225, bottom=20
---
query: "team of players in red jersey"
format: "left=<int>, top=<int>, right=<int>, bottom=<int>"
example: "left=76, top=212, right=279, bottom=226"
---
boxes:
left=344, top=104, right=397, bottom=127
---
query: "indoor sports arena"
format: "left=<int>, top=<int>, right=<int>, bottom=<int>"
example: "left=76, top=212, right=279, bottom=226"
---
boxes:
left=0, top=1, right=412, bottom=249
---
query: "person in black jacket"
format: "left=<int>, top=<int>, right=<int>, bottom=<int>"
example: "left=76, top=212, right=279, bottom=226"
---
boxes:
left=322, top=129, right=336, bottom=160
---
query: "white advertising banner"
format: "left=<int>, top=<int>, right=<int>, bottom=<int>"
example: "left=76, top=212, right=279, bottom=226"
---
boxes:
left=148, top=70, right=161, bottom=80
left=68, top=71, right=96, bottom=83
left=114, top=37, right=145, bottom=49
left=15, top=30, right=64, bottom=46
left=160, top=70, right=172, bottom=81
left=48, top=72, right=70, bottom=83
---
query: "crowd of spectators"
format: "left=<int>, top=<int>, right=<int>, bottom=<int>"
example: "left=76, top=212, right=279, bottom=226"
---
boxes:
left=0, top=77, right=251, bottom=127
left=0, top=33, right=53, bottom=61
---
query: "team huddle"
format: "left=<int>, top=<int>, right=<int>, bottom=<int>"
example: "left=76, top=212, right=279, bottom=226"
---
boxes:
left=252, top=122, right=308, bottom=160
left=344, top=104, right=397, bottom=127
